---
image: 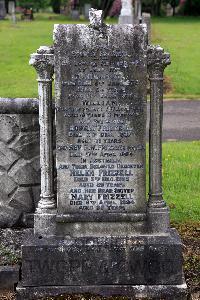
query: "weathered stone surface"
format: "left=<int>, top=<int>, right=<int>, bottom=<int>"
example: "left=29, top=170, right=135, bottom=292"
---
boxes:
left=0, top=189, right=9, bottom=203
left=0, top=108, right=40, bottom=228
left=30, top=46, right=55, bottom=210
left=31, top=185, right=40, bottom=207
left=8, top=159, right=40, bottom=185
left=11, top=132, right=40, bottom=159
left=0, top=173, right=17, bottom=196
left=0, top=98, right=39, bottom=114
left=0, top=205, right=21, bottom=227
left=30, top=156, right=40, bottom=173
left=0, top=115, right=19, bottom=143
left=17, top=9, right=186, bottom=300
left=16, top=284, right=188, bottom=300
left=21, top=230, right=185, bottom=287
left=54, top=18, right=147, bottom=222
left=18, top=114, right=39, bottom=132
left=0, top=141, right=19, bottom=171
left=0, top=265, right=20, bottom=290
left=9, top=187, right=33, bottom=213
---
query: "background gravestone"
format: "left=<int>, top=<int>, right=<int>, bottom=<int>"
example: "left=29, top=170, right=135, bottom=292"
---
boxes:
left=0, top=0, right=6, bottom=20
left=119, top=0, right=133, bottom=24
left=142, top=12, right=151, bottom=43
left=84, top=3, right=91, bottom=19
left=8, top=1, right=15, bottom=14
left=8, top=1, right=16, bottom=23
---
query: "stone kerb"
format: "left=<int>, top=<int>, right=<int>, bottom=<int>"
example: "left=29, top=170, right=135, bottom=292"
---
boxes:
left=0, top=98, right=40, bottom=228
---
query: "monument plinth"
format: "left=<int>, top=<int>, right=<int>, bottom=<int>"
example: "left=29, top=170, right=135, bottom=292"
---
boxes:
left=17, top=9, right=187, bottom=300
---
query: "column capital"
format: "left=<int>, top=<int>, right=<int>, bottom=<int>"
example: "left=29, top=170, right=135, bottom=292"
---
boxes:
left=147, top=45, right=171, bottom=79
left=30, top=46, right=54, bottom=82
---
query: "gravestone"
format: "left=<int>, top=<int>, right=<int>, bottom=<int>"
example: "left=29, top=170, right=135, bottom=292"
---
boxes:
left=166, top=3, right=173, bottom=16
left=71, top=9, right=80, bottom=20
left=119, top=0, right=133, bottom=24
left=0, top=0, right=6, bottom=20
left=8, top=1, right=14, bottom=14
left=8, top=1, right=16, bottom=23
left=84, top=3, right=91, bottom=19
left=16, top=8, right=187, bottom=300
left=134, top=0, right=142, bottom=21
left=142, top=12, right=151, bottom=43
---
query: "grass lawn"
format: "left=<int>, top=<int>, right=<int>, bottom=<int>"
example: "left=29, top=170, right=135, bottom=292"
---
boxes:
left=152, top=16, right=200, bottom=99
left=155, top=141, right=200, bottom=222
left=0, top=14, right=89, bottom=98
left=0, top=14, right=200, bottom=98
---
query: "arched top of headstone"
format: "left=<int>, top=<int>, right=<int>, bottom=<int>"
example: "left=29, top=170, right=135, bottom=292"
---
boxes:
left=89, top=8, right=104, bottom=29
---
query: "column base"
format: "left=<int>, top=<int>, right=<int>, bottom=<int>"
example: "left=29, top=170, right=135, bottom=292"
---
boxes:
left=147, top=206, right=170, bottom=233
left=34, top=211, right=57, bottom=237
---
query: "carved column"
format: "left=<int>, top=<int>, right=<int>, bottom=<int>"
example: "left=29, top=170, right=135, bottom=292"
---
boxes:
left=30, top=46, right=56, bottom=211
left=147, top=46, right=171, bottom=233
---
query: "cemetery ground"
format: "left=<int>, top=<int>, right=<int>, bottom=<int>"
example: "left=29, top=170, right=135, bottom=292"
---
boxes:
left=0, top=14, right=199, bottom=99
left=0, top=13, right=199, bottom=300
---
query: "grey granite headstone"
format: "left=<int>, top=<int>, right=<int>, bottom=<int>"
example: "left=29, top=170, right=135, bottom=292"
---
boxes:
left=54, top=11, right=147, bottom=225
left=0, top=0, right=6, bottom=20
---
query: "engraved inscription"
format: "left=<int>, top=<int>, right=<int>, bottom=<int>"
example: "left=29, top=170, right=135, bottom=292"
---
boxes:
left=54, top=24, right=147, bottom=214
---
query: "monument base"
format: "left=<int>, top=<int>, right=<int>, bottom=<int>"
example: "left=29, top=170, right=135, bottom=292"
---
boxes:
left=16, top=283, right=187, bottom=300
left=16, top=229, right=187, bottom=299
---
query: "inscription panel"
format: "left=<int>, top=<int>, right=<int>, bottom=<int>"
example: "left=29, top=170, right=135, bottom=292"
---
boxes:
left=54, top=24, right=147, bottom=215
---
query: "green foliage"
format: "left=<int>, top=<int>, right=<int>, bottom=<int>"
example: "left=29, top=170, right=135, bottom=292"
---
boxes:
left=17, top=0, right=51, bottom=10
left=51, top=0, right=61, bottom=13
left=0, top=245, right=20, bottom=265
left=152, top=16, right=200, bottom=97
left=146, top=141, right=200, bottom=222
left=0, top=14, right=199, bottom=98
left=183, top=0, right=200, bottom=16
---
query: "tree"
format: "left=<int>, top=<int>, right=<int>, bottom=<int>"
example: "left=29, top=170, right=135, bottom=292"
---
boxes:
left=183, top=0, right=200, bottom=15
left=17, top=0, right=50, bottom=10
left=51, top=0, right=61, bottom=13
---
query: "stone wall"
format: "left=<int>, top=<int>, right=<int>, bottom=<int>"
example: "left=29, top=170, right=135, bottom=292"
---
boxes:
left=0, top=98, right=40, bottom=228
